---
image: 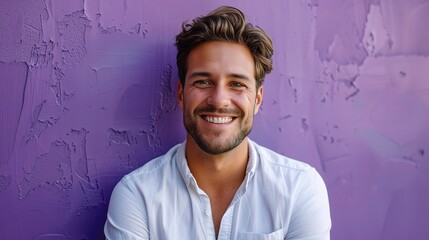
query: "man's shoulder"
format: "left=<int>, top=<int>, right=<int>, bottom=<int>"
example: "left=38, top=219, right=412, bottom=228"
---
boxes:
left=250, top=140, right=326, bottom=193
left=251, top=140, right=314, bottom=173
left=123, top=142, right=182, bottom=181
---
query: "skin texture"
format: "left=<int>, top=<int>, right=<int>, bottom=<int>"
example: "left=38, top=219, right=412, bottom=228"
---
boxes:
left=177, top=41, right=263, bottom=236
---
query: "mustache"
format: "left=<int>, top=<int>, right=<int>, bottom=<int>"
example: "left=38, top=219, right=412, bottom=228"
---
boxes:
left=194, top=105, right=244, bottom=116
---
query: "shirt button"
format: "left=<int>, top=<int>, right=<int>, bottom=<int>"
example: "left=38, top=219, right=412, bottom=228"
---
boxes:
left=205, top=210, right=211, bottom=216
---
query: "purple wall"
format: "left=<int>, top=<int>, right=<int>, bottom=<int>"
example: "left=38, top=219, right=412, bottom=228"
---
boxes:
left=1, top=0, right=428, bottom=239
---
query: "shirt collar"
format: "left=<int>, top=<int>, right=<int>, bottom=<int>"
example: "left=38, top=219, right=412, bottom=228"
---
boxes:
left=246, top=138, right=258, bottom=176
left=176, top=138, right=259, bottom=190
left=176, top=140, right=195, bottom=188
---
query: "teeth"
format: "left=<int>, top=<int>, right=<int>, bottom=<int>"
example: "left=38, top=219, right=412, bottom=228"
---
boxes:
left=204, top=116, right=233, bottom=124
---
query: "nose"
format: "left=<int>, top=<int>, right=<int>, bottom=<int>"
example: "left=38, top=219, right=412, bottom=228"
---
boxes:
left=206, top=85, right=231, bottom=108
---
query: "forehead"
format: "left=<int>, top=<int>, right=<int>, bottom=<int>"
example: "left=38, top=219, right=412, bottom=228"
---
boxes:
left=186, top=41, right=255, bottom=80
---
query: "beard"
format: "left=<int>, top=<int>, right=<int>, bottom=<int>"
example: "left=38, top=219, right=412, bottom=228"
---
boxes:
left=184, top=104, right=254, bottom=155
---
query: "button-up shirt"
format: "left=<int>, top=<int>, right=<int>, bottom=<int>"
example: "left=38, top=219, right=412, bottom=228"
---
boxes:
left=105, top=139, right=331, bottom=239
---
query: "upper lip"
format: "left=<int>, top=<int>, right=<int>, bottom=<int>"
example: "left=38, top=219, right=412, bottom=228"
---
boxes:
left=200, top=113, right=237, bottom=118
left=195, top=106, right=243, bottom=118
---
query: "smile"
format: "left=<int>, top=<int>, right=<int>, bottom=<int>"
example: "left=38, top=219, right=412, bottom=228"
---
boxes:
left=203, top=116, right=233, bottom=124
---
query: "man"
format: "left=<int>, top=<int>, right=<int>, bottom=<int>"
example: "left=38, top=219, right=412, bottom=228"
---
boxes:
left=105, top=6, right=331, bottom=240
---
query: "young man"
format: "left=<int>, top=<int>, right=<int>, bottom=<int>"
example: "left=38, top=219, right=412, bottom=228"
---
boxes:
left=105, top=6, right=331, bottom=240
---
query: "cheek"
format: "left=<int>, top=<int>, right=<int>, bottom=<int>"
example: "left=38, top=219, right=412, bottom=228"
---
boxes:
left=235, top=95, right=256, bottom=113
left=186, top=90, right=207, bottom=104
left=182, top=93, right=200, bottom=112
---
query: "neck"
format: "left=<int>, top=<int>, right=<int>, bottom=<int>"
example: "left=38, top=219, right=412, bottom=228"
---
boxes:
left=185, top=136, right=249, bottom=190
left=185, top=136, right=249, bottom=237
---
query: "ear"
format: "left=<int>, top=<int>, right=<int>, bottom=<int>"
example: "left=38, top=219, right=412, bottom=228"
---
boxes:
left=177, top=80, right=184, bottom=110
left=254, top=86, right=263, bottom=114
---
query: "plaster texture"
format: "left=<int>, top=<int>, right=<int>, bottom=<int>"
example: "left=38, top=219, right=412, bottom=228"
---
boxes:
left=1, top=0, right=428, bottom=239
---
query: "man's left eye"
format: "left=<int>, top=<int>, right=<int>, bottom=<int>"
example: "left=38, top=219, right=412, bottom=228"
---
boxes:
left=231, top=82, right=245, bottom=88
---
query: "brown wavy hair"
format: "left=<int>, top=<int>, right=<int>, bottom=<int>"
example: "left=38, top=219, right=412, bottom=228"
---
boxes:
left=175, top=6, right=273, bottom=89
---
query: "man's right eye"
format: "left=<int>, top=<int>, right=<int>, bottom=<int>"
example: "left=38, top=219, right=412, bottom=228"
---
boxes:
left=194, top=80, right=211, bottom=87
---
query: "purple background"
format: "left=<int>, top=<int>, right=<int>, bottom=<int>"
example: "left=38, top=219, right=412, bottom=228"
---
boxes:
left=1, top=0, right=429, bottom=239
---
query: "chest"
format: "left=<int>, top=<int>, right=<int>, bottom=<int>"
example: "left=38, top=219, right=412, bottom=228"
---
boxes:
left=147, top=191, right=291, bottom=240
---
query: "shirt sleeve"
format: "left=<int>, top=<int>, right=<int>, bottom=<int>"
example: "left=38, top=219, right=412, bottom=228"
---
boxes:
left=285, top=168, right=331, bottom=240
left=104, top=176, right=150, bottom=240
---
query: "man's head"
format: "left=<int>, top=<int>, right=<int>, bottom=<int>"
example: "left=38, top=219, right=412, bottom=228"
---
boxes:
left=175, top=6, right=274, bottom=155
left=175, top=6, right=273, bottom=89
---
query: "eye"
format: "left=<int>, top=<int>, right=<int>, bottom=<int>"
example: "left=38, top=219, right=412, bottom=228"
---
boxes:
left=193, top=80, right=211, bottom=88
left=230, top=82, right=246, bottom=88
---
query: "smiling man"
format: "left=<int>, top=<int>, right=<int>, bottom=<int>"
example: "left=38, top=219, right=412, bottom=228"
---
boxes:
left=105, top=6, right=331, bottom=240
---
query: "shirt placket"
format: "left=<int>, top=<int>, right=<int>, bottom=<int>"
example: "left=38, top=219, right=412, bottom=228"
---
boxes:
left=189, top=177, right=217, bottom=240
left=199, top=193, right=216, bottom=240
left=217, top=204, right=234, bottom=240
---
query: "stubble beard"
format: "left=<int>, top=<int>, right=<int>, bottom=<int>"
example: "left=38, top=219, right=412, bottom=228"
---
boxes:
left=184, top=105, right=254, bottom=155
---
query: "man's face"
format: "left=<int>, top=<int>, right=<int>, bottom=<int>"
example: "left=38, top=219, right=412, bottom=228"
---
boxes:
left=178, top=41, right=263, bottom=155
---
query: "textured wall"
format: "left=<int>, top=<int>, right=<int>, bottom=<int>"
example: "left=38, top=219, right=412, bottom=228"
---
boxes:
left=1, top=0, right=428, bottom=239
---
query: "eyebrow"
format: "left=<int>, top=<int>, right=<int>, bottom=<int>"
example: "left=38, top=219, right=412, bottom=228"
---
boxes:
left=188, top=71, right=251, bottom=81
left=188, top=72, right=212, bottom=79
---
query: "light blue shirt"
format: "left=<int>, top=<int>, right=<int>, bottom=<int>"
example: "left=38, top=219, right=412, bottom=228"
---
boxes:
left=104, top=139, right=331, bottom=240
